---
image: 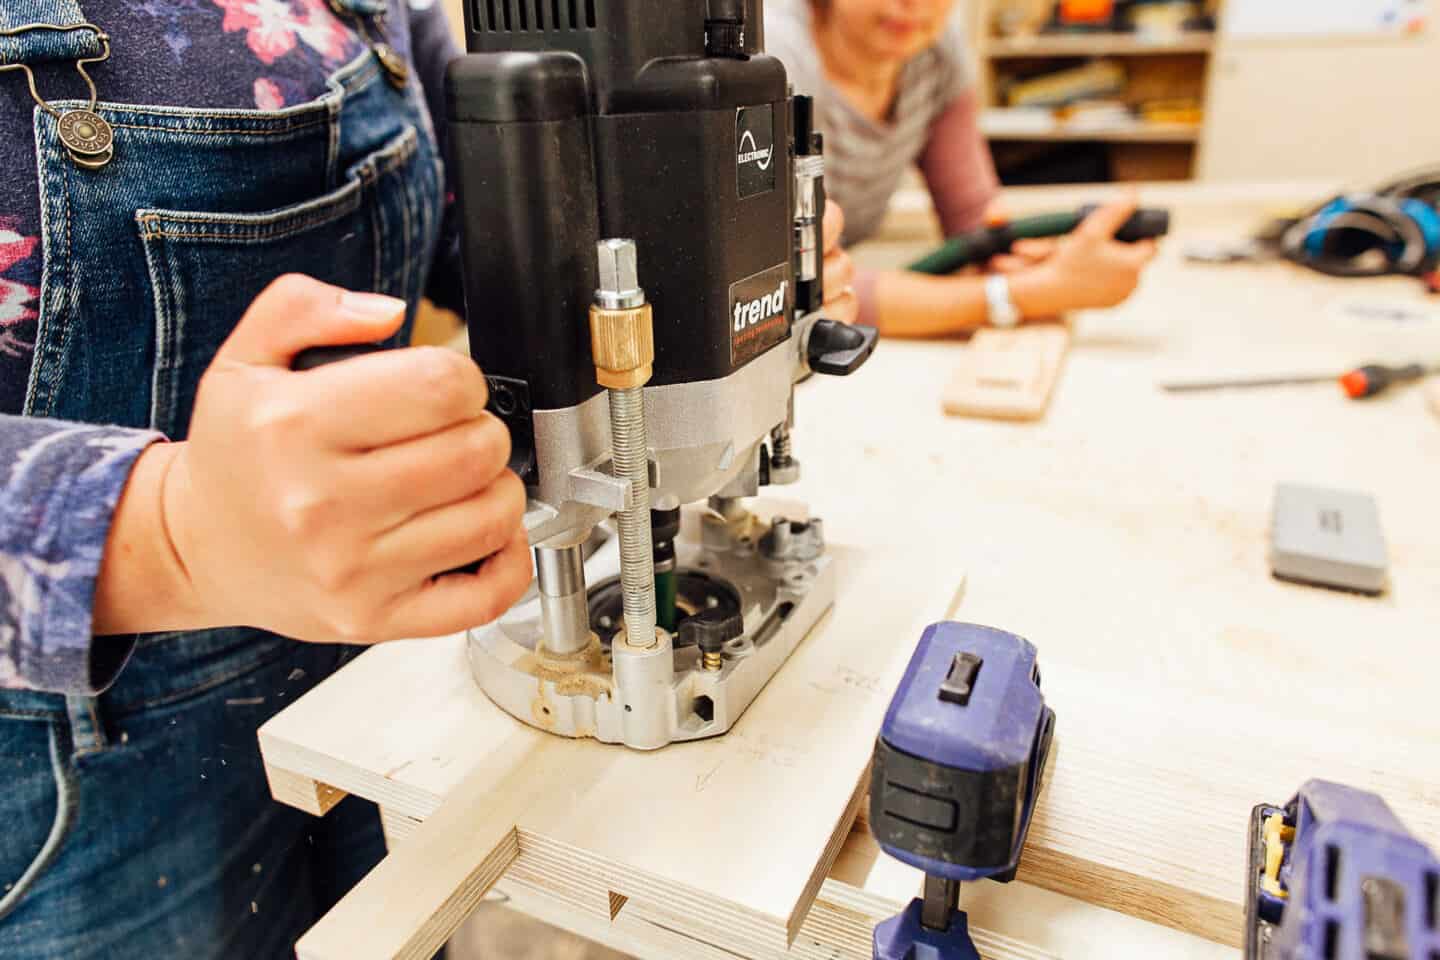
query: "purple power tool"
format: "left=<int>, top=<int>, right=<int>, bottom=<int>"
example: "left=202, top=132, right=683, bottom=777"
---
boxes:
left=1247, top=780, right=1440, bottom=960
left=870, top=623, right=1056, bottom=960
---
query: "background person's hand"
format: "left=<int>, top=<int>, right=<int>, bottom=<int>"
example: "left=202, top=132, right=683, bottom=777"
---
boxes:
left=989, top=238, right=1059, bottom=275
left=982, top=195, right=1010, bottom=226
left=157, top=275, right=532, bottom=644
left=1017, top=196, right=1158, bottom=313
left=821, top=200, right=860, bottom=325
left=979, top=195, right=1060, bottom=274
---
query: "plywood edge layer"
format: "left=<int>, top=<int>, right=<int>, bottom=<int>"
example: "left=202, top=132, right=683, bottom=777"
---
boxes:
left=530, top=844, right=793, bottom=955
left=788, top=762, right=872, bottom=943
left=297, top=831, right=519, bottom=960
left=259, top=728, right=443, bottom=821
left=379, top=808, right=423, bottom=848
left=1020, top=843, right=1241, bottom=948
left=806, top=876, right=1059, bottom=960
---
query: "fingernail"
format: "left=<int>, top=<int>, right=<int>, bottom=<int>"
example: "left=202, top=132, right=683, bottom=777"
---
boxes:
left=339, top=290, right=407, bottom=320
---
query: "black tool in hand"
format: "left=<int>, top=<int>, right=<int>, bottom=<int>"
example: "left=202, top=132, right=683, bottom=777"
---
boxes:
left=909, top=205, right=1171, bottom=275
left=290, top=341, right=486, bottom=576
left=290, top=343, right=387, bottom=371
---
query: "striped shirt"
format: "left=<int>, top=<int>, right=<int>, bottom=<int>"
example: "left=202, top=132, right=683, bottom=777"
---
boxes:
left=764, top=0, right=982, bottom=244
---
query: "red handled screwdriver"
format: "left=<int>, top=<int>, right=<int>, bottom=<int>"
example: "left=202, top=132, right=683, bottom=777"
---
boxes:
left=1163, top=362, right=1437, bottom=399
left=1338, top=363, right=1435, bottom=398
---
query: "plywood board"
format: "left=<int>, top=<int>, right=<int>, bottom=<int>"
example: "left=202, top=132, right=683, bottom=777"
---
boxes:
left=1019, top=664, right=1439, bottom=946
left=261, top=537, right=968, bottom=959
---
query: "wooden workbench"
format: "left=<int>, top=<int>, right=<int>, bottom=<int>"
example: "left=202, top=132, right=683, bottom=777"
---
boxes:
left=260, top=183, right=1440, bottom=959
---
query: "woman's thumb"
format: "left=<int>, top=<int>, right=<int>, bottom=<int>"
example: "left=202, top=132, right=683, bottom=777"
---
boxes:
left=216, top=274, right=406, bottom=368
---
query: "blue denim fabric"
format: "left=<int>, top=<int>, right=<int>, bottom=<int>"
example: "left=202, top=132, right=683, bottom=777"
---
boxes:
left=0, top=634, right=387, bottom=958
left=0, top=0, right=448, bottom=952
left=0, top=3, right=104, bottom=66
left=26, top=54, right=442, bottom=430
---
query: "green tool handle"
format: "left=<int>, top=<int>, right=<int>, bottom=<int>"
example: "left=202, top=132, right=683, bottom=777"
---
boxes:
left=1014, top=210, right=1086, bottom=239
left=908, top=206, right=1170, bottom=275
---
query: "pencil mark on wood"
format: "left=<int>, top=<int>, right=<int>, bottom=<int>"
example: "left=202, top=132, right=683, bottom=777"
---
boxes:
left=695, top=760, right=724, bottom=793
left=732, top=730, right=809, bottom=769
left=810, top=666, right=883, bottom=698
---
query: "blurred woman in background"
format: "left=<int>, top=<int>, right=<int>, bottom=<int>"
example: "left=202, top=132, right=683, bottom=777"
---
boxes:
left=766, top=0, right=1159, bottom=335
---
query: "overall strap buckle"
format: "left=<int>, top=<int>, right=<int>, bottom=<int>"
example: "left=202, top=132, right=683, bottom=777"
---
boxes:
left=0, top=22, right=114, bottom=169
left=328, top=0, right=391, bottom=18
left=327, top=0, right=409, bottom=89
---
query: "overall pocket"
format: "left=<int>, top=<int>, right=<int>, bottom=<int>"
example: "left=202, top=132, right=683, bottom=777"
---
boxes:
left=136, top=126, right=432, bottom=439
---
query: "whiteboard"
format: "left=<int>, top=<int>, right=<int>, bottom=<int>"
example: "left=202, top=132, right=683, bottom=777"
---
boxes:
left=1224, top=0, right=1430, bottom=37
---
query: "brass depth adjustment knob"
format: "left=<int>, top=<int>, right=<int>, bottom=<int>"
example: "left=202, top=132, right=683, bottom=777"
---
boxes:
left=589, top=239, right=655, bottom=390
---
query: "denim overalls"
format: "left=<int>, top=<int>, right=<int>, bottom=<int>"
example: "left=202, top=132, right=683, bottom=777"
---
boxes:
left=0, top=0, right=445, bottom=954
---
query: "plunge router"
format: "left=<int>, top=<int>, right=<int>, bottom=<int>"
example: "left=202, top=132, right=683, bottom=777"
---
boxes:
left=445, top=0, right=878, bottom=750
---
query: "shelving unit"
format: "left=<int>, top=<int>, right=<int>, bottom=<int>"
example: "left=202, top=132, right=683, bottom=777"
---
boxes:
left=972, top=1, right=1220, bottom=182
left=987, top=32, right=1215, bottom=57
left=980, top=121, right=1200, bottom=144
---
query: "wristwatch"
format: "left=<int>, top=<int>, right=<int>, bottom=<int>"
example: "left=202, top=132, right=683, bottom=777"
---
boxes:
left=984, top=273, right=1021, bottom=329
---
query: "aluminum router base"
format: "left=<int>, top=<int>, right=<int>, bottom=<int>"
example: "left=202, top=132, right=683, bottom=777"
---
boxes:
left=467, top=518, right=836, bottom=750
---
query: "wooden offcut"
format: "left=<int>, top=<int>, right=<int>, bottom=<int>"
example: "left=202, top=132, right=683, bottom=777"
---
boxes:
left=943, top=325, right=1071, bottom=421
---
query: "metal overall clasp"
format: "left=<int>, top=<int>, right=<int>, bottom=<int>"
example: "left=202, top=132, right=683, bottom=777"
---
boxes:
left=326, top=0, right=409, bottom=89
left=0, top=22, right=114, bottom=169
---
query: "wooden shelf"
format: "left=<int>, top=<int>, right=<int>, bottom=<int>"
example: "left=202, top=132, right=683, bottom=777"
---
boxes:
left=987, top=32, right=1215, bottom=57
left=971, top=1, right=1215, bottom=180
left=981, top=122, right=1202, bottom=143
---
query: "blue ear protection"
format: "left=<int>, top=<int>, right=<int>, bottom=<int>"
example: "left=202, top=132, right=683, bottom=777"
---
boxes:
left=1283, top=170, right=1440, bottom=278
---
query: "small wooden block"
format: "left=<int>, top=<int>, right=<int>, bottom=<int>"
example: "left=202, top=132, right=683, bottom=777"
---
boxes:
left=266, top=764, right=346, bottom=817
left=942, top=325, right=1072, bottom=421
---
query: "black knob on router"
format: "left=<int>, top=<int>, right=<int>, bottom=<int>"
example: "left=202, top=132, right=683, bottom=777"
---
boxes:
left=705, top=0, right=748, bottom=58
left=807, top=319, right=879, bottom=376
left=680, top=606, right=744, bottom=656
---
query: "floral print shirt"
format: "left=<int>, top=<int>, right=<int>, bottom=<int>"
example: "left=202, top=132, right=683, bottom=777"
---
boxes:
left=0, top=0, right=459, bottom=695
